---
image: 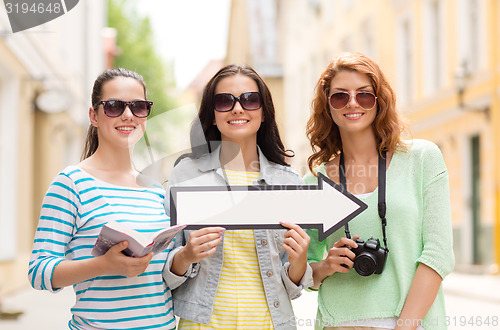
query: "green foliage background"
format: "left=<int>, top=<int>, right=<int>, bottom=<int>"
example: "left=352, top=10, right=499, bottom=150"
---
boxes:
left=107, top=0, right=197, bottom=180
left=107, top=0, right=177, bottom=116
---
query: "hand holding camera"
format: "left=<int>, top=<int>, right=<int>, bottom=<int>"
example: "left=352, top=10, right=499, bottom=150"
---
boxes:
left=350, top=237, right=388, bottom=276
left=321, top=237, right=359, bottom=276
left=338, top=236, right=388, bottom=276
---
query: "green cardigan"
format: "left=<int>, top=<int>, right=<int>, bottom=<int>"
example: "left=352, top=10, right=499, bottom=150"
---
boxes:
left=305, top=139, right=454, bottom=330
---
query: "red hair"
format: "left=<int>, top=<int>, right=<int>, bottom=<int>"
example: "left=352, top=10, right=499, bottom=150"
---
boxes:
left=306, top=52, right=408, bottom=173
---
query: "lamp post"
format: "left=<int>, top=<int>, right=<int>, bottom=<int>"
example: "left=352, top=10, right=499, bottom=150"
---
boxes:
left=454, top=60, right=490, bottom=118
left=454, top=61, right=469, bottom=110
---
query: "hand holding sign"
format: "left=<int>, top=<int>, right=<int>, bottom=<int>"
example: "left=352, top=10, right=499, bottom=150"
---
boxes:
left=170, top=173, right=367, bottom=241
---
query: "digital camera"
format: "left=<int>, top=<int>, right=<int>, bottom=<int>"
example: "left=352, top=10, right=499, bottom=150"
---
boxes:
left=351, top=238, right=388, bottom=276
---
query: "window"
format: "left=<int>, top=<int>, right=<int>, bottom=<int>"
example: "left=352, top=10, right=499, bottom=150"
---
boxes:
left=468, top=0, right=479, bottom=70
left=470, top=135, right=481, bottom=264
left=340, top=36, right=354, bottom=53
left=423, top=0, right=443, bottom=94
left=396, top=15, right=413, bottom=104
left=361, top=18, right=374, bottom=59
left=430, top=0, right=441, bottom=87
left=342, top=0, right=354, bottom=10
left=322, top=0, right=335, bottom=25
left=457, top=0, right=483, bottom=73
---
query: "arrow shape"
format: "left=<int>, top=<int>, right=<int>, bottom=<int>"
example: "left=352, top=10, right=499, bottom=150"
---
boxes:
left=6, top=0, right=80, bottom=33
left=170, top=173, right=367, bottom=241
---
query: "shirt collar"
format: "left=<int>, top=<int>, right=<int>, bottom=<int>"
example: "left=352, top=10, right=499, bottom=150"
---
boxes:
left=196, top=144, right=273, bottom=185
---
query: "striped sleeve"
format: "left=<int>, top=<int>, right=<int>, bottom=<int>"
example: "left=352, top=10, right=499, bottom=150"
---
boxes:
left=28, top=172, right=80, bottom=292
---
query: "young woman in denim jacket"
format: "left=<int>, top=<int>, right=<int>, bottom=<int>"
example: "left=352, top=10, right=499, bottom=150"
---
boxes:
left=163, top=64, right=313, bottom=330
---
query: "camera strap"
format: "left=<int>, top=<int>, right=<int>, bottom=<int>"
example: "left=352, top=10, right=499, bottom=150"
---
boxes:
left=339, top=150, right=389, bottom=252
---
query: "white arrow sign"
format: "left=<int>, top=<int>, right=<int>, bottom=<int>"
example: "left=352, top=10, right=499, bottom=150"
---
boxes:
left=170, top=173, right=367, bottom=241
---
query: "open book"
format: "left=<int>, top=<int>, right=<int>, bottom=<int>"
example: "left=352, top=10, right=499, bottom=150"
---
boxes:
left=91, top=221, right=186, bottom=258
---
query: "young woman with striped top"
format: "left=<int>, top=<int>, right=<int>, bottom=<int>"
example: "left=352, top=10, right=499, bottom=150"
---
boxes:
left=163, top=64, right=313, bottom=330
left=29, top=68, right=176, bottom=329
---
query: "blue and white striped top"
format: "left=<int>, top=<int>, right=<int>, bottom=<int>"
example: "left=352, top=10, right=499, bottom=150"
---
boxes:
left=28, top=166, right=175, bottom=329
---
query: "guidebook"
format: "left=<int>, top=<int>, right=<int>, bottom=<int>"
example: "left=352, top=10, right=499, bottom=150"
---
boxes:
left=91, top=221, right=186, bottom=258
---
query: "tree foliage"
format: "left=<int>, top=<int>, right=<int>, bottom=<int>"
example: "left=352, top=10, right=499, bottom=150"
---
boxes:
left=107, top=0, right=176, bottom=116
left=107, top=0, right=196, bottom=177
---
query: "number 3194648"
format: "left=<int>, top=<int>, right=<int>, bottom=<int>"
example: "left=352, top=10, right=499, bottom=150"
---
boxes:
left=5, top=2, right=62, bottom=14
left=445, top=315, right=498, bottom=327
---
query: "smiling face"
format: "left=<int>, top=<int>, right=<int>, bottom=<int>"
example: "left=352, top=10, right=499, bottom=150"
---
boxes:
left=328, top=70, right=377, bottom=136
left=213, top=74, right=263, bottom=146
left=89, top=76, right=147, bottom=151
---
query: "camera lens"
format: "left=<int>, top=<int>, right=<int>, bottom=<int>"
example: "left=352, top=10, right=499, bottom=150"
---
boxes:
left=354, top=253, right=377, bottom=276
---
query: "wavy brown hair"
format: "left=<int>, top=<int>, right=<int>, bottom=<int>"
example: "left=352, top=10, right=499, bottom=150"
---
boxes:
left=306, top=52, right=407, bottom=173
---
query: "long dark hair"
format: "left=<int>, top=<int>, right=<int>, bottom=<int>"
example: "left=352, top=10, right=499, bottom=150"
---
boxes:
left=190, top=64, right=292, bottom=166
left=81, top=68, right=147, bottom=160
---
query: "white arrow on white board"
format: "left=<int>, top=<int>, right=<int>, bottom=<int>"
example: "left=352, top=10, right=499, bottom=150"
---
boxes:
left=170, top=173, right=367, bottom=241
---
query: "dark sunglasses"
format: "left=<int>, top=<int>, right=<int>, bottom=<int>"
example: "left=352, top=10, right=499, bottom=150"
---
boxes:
left=329, top=91, right=377, bottom=110
left=214, top=92, right=262, bottom=112
left=95, top=99, right=153, bottom=118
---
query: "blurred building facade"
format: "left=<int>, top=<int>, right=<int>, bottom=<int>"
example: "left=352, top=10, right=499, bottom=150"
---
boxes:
left=226, top=0, right=287, bottom=146
left=0, top=2, right=106, bottom=295
left=182, top=59, right=225, bottom=105
left=227, top=0, right=500, bottom=271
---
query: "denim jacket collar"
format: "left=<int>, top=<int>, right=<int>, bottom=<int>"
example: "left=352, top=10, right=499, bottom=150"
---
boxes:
left=196, top=144, right=272, bottom=185
left=163, top=144, right=311, bottom=329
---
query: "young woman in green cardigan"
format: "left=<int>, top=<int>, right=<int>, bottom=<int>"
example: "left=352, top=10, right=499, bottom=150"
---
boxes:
left=304, top=52, right=454, bottom=330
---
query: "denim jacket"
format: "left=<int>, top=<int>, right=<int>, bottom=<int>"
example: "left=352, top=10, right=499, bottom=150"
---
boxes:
left=162, top=145, right=313, bottom=330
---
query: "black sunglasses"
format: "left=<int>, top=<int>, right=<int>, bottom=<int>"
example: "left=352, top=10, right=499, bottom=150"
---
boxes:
left=214, top=92, right=262, bottom=112
left=329, top=91, right=377, bottom=110
left=95, top=100, right=153, bottom=118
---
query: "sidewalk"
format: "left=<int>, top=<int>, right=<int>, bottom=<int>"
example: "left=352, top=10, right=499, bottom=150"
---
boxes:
left=440, top=272, right=500, bottom=329
left=443, top=272, right=500, bottom=304
left=292, top=272, right=500, bottom=329
left=1, top=272, right=499, bottom=329
left=0, top=287, right=73, bottom=329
